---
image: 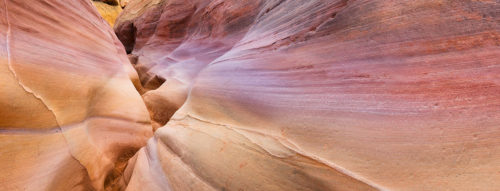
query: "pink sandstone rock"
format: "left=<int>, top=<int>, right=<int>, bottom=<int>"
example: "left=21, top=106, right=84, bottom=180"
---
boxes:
left=0, top=0, right=499, bottom=190
left=115, top=0, right=500, bottom=190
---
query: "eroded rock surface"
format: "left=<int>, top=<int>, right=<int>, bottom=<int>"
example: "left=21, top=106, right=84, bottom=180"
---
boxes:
left=92, top=0, right=123, bottom=26
left=1, top=0, right=499, bottom=190
left=0, top=0, right=152, bottom=190
left=115, top=0, right=500, bottom=190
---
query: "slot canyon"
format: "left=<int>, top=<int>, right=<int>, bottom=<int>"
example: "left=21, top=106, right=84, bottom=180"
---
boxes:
left=0, top=0, right=499, bottom=190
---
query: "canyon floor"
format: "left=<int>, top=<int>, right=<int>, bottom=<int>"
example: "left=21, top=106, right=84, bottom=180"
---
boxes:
left=1, top=0, right=500, bottom=190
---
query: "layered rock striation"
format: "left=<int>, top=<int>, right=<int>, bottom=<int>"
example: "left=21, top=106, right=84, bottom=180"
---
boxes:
left=115, top=0, right=500, bottom=190
left=0, top=0, right=499, bottom=190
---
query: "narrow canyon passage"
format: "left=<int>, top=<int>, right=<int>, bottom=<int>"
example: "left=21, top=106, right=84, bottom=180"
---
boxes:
left=1, top=0, right=500, bottom=191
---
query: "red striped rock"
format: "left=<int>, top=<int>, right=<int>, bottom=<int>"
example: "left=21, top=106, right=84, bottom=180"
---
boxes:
left=116, top=0, right=500, bottom=190
left=0, top=0, right=499, bottom=190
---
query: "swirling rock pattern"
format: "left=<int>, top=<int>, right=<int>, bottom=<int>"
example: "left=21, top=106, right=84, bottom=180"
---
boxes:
left=115, top=0, right=500, bottom=190
left=0, top=0, right=152, bottom=190
left=0, top=0, right=499, bottom=190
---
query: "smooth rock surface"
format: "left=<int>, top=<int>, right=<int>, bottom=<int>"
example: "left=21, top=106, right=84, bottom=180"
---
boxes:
left=0, top=0, right=499, bottom=190
left=92, top=0, right=123, bottom=27
left=0, top=0, right=152, bottom=190
left=115, top=0, right=500, bottom=190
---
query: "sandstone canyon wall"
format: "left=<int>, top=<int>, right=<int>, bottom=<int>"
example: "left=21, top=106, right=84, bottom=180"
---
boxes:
left=1, top=0, right=500, bottom=191
left=115, top=0, right=500, bottom=190
left=91, top=0, right=124, bottom=27
left=0, top=0, right=151, bottom=190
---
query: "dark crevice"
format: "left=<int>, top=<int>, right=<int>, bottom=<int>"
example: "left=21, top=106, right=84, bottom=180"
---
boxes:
left=93, top=0, right=119, bottom=6
left=104, top=148, right=138, bottom=191
left=115, top=21, right=137, bottom=54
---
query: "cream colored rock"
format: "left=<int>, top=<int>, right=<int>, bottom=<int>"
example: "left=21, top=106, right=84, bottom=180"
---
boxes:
left=115, top=0, right=500, bottom=190
left=0, top=0, right=151, bottom=190
left=119, top=0, right=129, bottom=8
left=1, top=0, right=499, bottom=190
